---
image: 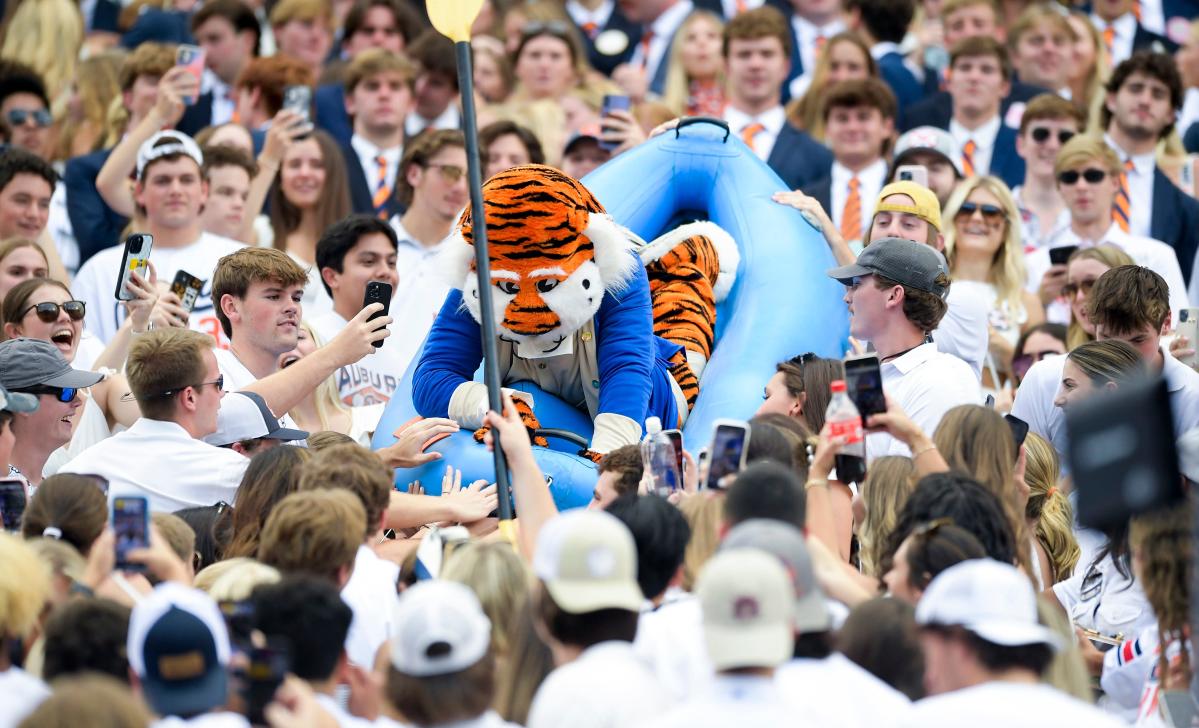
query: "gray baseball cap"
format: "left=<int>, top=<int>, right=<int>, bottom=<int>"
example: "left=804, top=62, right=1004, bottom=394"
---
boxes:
left=0, top=384, right=37, bottom=414
left=0, top=338, right=105, bottom=390
left=893, top=126, right=962, bottom=176
left=827, top=237, right=950, bottom=300
left=721, top=519, right=831, bottom=633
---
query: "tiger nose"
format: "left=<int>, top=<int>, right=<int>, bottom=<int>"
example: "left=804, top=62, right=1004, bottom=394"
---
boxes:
left=502, top=288, right=561, bottom=336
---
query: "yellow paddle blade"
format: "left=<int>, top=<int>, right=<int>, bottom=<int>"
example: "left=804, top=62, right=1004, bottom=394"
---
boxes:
left=426, top=0, right=483, bottom=43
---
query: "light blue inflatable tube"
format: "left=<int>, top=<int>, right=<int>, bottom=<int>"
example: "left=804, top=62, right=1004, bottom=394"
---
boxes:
left=372, top=119, right=849, bottom=508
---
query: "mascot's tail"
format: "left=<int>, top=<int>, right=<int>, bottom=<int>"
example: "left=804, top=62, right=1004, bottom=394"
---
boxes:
left=640, top=221, right=740, bottom=412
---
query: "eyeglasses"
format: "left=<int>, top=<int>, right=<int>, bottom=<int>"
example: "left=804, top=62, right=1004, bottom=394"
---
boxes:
left=428, top=164, right=466, bottom=183
left=1057, top=168, right=1107, bottom=186
left=154, top=375, right=224, bottom=399
left=1061, top=278, right=1096, bottom=299
left=1030, top=127, right=1075, bottom=145
left=6, top=108, right=52, bottom=128
left=955, top=201, right=1006, bottom=223
left=1012, top=350, right=1062, bottom=380
left=20, top=386, right=79, bottom=403
left=20, top=300, right=86, bottom=323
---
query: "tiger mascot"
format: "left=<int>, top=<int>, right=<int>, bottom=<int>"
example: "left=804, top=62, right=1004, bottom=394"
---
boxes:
left=413, top=165, right=738, bottom=459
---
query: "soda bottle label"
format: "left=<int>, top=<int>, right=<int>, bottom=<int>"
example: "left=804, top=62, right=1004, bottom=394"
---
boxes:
left=829, top=416, right=864, bottom=444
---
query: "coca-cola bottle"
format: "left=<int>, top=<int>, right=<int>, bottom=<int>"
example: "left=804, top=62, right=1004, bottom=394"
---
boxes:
left=825, top=380, right=867, bottom=484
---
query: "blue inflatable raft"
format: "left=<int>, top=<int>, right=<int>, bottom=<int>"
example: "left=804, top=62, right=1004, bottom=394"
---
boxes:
left=372, top=119, right=849, bottom=509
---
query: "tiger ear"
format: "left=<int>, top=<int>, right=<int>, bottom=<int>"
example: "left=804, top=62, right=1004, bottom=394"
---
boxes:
left=431, top=226, right=476, bottom=289
left=585, top=212, right=641, bottom=293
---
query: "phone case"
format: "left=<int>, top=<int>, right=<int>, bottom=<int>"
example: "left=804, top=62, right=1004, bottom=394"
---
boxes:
left=115, top=235, right=153, bottom=301
left=171, top=271, right=204, bottom=313
left=364, top=281, right=392, bottom=348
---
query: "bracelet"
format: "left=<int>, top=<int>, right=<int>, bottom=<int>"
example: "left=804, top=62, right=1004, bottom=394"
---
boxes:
left=912, top=443, right=938, bottom=458
left=804, top=478, right=829, bottom=491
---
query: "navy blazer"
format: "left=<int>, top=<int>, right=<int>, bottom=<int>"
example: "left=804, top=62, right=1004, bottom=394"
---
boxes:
left=801, top=176, right=833, bottom=218
left=572, top=8, right=640, bottom=76
left=1132, top=23, right=1178, bottom=54
left=988, top=125, right=1025, bottom=189
left=314, top=82, right=353, bottom=148
left=877, top=52, right=925, bottom=116
left=341, top=142, right=405, bottom=219
left=64, top=149, right=128, bottom=267
left=1184, top=121, right=1199, bottom=154
left=768, top=123, right=834, bottom=191
left=899, top=80, right=1050, bottom=132
left=90, top=0, right=120, bottom=32
left=176, top=91, right=215, bottom=138
left=1150, top=168, right=1199, bottom=285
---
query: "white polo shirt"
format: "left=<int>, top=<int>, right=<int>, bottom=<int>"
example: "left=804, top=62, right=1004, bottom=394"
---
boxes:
left=867, top=342, right=982, bottom=459
left=645, top=674, right=795, bottom=728
left=341, top=544, right=400, bottom=668
left=528, top=641, right=670, bottom=728
left=1010, top=347, right=1199, bottom=465
left=932, top=283, right=990, bottom=379
left=634, top=591, right=713, bottom=702
left=776, top=653, right=911, bottom=728
left=212, top=348, right=303, bottom=433
left=60, top=418, right=248, bottom=512
left=900, top=681, right=1127, bottom=728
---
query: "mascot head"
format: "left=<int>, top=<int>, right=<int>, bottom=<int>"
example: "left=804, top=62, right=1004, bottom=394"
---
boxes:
left=442, top=165, right=639, bottom=356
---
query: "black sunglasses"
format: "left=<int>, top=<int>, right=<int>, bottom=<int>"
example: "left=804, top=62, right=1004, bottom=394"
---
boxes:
left=20, top=300, right=85, bottom=323
left=1058, top=168, right=1107, bottom=185
left=1061, top=278, right=1097, bottom=299
left=1030, top=127, right=1075, bottom=145
left=6, top=108, right=52, bottom=128
left=786, top=352, right=818, bottom=367
left=153, top=375, right=224, bottom=399
left=955, top=201, right=1006, bottom=222
left=19, top=385, right=79, bottom=403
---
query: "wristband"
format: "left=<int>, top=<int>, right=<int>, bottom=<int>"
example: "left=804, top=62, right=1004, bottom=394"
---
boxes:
left=804, top=478, right=829, bottom=491
left=913, top=443, right=938, bottom=458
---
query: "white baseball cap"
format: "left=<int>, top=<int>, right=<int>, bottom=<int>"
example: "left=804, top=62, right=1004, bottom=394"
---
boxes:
left=915, top=559, right=1061, bottom=650
left=390, top=581, right=492, bottom=677
left=136, top=130, right=204, bottom=180
left=698, top=548, right=794, bottom=671
left=533, top=510, right=643, bottom=614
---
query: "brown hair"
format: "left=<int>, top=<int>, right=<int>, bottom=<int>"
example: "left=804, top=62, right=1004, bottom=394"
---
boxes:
left=1086, top=265, right=1171, bottom=335
left=942, top=0, right=999, bottom=20
left=407, top=28, right=458, bottom=87
left=212, top=247, right=308, bottom=338
left=202, top=143, right=258, bottom=181
left=872, top=275, right=950, bottom=333
left=298, top=442, right=392, bottom=539
left=1, top=276, right=69, bottom=339
left=306, top=430, right=355, bottom=451
left=858, top=456, right=916, bottom=577
left=117, top=42, right=174, bottom=91
left=268, top=129, right=351, bottom=247
left=1066, top=339, right=1146, bottom=385
left=678, top=492, right=724, bottom=591
left=1129, top=504, right=1192, bottom=688
left=396, top=129, right=466, bottom=207
left=597, top=445, right=642, bottom=499
left=225, top=445, right=312, bottom=559
left=949, top=36, right=1012, bottom=80
left=386, top=655, right=496, bottom=727
left=787, top=32, right=878, bottom=139
left=269, top=0, right=333, bottom=27
left=722, top=5, right=791, bottom=58
left=342, top=0, right=424, bottom=47
left=822, top=77, right=897, bottom=123
left=152, top=513, right=197, bottom=567
left=1018, top=92, right=1086, bottom=135
left=1064, top=245, right=1135, bottom=349
left=258, top=489, right=365, bottom=581
left=0, top=237, right=46, bottom=271
left=343, top=47, right=416, bottom=94
left=126, top=329, right=213, bottom=420
left=771, top=354, right=844, bottom=434
left=479, top=120, right=546, bottom=167
left=1007, top=4, right=1076, bottom=52
left=234, top=55, right=315, bottom=117
left=17, top=674, right=152, bottom=728
left=1102, top=52, right=1184, bottom=137
left=21, top=474, right=107, bottom=555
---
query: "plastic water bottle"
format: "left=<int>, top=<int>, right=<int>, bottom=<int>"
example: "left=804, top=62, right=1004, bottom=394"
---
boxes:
left=642, top=416, right=681, bottom=496
left=825, top=380, right=867, bottom=484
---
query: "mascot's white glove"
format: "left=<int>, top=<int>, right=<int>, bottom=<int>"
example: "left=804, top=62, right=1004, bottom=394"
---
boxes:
left=589, top=413, right=642, bottom=456
left=448, top=382, right=534, bottom=430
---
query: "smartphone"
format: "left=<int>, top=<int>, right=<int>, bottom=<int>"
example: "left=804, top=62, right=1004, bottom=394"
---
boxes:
left=647, top=432, right=682, bottom=496
left=171, top=270, right=204, bottom=313
left=112, top=496, right=149, bottom=571
left=1177, top=308, right=1199, bottom=369
left=895, top=164, right=929, bottom=188
left=599, top=94, right=630, bottom=151
left=0, top=479, right=25, bottom=531
left=844, top=353, right=886, bottom=418
left=175, top=44, right=205, bottom=106
left=1004, top=413, right=1030, bottom=451
left=1048, top=244, right=1079, bottom=267
left=115, top=233, right=153, bottom=301
left=663, top=428, right=684, bottom=475
left=703, top=420, right=750, bottom=490
left=282, top=85, right=313, bottom=134
left=219, top=599, right=256, bottom=652
left=239, top=641, right=289, bottom=726
left=363, top=280, right=392, bottom=349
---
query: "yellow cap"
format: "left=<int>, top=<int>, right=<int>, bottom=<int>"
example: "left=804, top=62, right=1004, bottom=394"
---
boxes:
left=873, top=181, right=942, bottom=232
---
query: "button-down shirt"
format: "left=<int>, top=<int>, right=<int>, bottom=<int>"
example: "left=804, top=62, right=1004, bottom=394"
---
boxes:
left=867, top=342, right=982, bottom=459
left=1104, top=133, right=1155, bottom=239
left=202, top=70, right=236, bottom=126
left=950, top=115, right=1001, bottom=179
left=723, top=104, right=787, bottom=162
left=350, top=134, right=402, bottom=199
left=1028, top=224, right=1189, bottom=325
left=628, top=0, right=693, bottom=81
left=830, top=159, right=887, bottom=242
left=790, top=14, right=846, bottom=86
left=404, top=104, right=460, bottom=137
left=651, top=675, right=797, bottom=728
left=566, top=0, right=614, bottom=29
left=1091, top=12, right=1138, bottom=66
left=60, top=418, right=249, bottom=512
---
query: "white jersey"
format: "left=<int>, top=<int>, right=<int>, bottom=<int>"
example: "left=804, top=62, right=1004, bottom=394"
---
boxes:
left=309, top=309, right=416, bottom=406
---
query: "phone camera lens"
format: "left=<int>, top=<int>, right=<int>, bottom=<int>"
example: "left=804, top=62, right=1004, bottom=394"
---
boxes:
left=129, top=236, right=143, bottom=253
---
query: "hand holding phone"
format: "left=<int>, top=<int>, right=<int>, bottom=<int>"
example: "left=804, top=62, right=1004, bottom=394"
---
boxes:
left=112, top=496, right=149, bottom=571
left=282, top=85, right=313, bottom=137
left=844, top=353, right=886, bottom=418
left=363, top=280, right=392, bottom=349
left=895, top=164, right=929, bottom=188
left=115, top=234, right=153, bottom=301
left=703, top=420, right=750, bottom=490
left=599, top=94, right=631, bottom=151
left=1048, top=245, right=1078, bottom=267
left=171, top=270, right=204, bottom=313
left=175, top=45, right=205, bottom=106
left=0, top=480, right=25, bottom=532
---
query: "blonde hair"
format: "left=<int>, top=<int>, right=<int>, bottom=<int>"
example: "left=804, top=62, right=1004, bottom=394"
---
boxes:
left=661, top=10, right=726, bottom=116
left=858, top=456, right=916, bottom=578
left=200, top=558, right=282, bottom=602
left=269, top=0, right=332, bottom=27
left=442, top=542, right=532, bottom=658
left=1067, top=10, right=1110, bottom=131
left=678, top=492, right=724, bottom=591
left=787, top=33, right=877, bottom=140
left=943, top=175, right=1027, bottom=316
left=54, top=50, right=123, bottom=160
left=0, top=532, right=50, bottom=639
left=1064, top=245, right=1135, bottom=349
left=0, top=0, right=83, bottom=101
left=1037, top=596, right=1093, bottom=700
left=292, top=321, right=351, bottom=431
left=1023, top=432, right=1080, bottom=584
left=258, top=489, right=365, bottom=581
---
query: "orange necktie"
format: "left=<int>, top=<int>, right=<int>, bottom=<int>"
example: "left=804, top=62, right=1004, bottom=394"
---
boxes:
left=581, top=21, right=599, bottom=39
left=815, top=34, right=827, bottom=57
left=735, top=0, right=747, bottom=13
left=639, top=30, right=654, bottom=68
left=372, top=155, right=391, bottom=219
left=1103, top=26, right=1116, bottom=62
left=841, top=177, right=862, bottom=242
left=1113, top=159, right=1134, bottom=232
left=962, top=140, right=977, bottom=177
left=741, top=122, right=765, bottom=152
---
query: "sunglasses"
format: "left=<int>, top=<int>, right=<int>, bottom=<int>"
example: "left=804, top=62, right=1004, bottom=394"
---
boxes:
left=955, top=201, right=1006, bottom=223
left=21, top=386, right=79, bottom=403
left=1030, top=127, right=1075, bottom=145
left=6, top=108, right=52, bottom=128
left=1058, top=168, right=1107, bottom=185
left=1061, top=278, right=1096, bottom=298
left=521, top=20, right=573, bottom=39
left=154, top=375, right=224, bottom=399
left=1011, top=350, right=1062, bottom=380
left=428, top=164, right=466, bottom=183
left=20, top=300, right=86, bottom=323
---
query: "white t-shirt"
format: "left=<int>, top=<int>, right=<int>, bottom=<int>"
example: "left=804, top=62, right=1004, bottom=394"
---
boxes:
left=0, top=666, right=49, bottom=727
left=932, top=282, right=991, bottom=380
left=286, top=250, right=333, bottom=320
left=639, top=674, right=795, bottom=728
left=866, top=342, right=982, bottom=459
left=309, top=310, right=415, bottom=406
left=72, top=231, right=245, bottom=345
left=213, top=348, right=303, bottom=433
left=341, top=544, right=400, bottom=668
left=528, top=641, right=671, bottom=728
left=900, top=681, right=1127, bottom=728
left=151, top=713, right=251, bottom=728
left=775, top=653, right=911, bottom=728
left=634, top=591, right=713, bottom=702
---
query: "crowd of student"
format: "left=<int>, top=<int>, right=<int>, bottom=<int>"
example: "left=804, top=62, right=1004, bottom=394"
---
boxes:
left=1, top=0, right=1199, bottom=725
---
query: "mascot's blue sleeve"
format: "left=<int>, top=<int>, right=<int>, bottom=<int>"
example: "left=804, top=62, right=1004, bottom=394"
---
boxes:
left=413, top=290, right=482, bottom=418
left=596, top=265, right=682, bottom=427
